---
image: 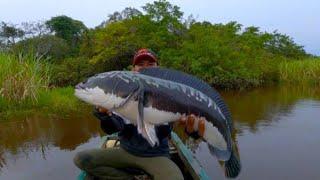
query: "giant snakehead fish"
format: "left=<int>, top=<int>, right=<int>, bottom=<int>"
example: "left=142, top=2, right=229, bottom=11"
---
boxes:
left=75, top=67, right=241, bottom=178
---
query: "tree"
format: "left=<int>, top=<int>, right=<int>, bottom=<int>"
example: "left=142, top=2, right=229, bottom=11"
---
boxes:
left=142, top=0, right=183, bottom=22
left=45, top=15, right=87, bottom=46
left=21, top=21, right=50, bottom=38
left=264, top=31, right=307, bottom=59
left=0, top=22, right=24, bottom=46
left=12, top=35, right=70, bottom=60
left=98, top=7, right=142, bottom=27
left=142, top=0, right=186, bottom=38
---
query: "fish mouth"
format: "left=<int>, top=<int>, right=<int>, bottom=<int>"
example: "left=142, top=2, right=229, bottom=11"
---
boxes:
left=74, top=83, right=90, bottom=101
left=75, top=82, right=86, bottom=90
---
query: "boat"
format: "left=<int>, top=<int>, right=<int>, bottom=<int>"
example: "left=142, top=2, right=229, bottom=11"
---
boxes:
left=77, top=132, right=210, bottom=180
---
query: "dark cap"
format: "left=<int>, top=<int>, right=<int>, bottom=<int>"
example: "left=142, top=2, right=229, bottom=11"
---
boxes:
left=133, top=48, right=158, bottom=65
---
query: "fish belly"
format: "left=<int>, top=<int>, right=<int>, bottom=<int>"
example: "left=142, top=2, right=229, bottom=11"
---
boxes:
left=144, top=106, right=182, bottom=124
left=116, top=100, right=139, bottom=125
left=116, top=100, right=182, bottom=125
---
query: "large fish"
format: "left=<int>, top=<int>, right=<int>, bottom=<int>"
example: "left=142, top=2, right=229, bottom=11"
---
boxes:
left=75, top=68, right=241, bottom=178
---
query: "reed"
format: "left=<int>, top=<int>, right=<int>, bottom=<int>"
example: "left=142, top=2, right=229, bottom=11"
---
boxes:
left=0, top=53, right=87, bottom=115
left=279, top=58, right=320, bottom=85
left=0, top=53, right=50, bottom=105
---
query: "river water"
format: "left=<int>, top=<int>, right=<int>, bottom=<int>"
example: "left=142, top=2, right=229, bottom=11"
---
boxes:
left=0, top=85, right=319, bottom=180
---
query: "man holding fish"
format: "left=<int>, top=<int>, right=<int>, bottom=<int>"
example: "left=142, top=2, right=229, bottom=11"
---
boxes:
left=74, top=49, right=206, bottom=180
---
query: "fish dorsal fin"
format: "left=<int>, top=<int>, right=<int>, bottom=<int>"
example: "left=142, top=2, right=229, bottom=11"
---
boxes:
left=139, top=67, right=232, bottom=129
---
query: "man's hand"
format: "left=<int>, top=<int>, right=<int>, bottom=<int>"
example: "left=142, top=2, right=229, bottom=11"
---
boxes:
left=96, top=106, right=112, bottom=116
left=179, top=114, right=206, bottom=137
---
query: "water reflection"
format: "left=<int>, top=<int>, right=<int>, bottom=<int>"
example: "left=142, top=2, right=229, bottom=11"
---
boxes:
left=0, top=108, right=102, bottom=179
left=0, top=85, right=320, bottom=179
left=220, top=85, right=320, bottom=180
left=222, top=85, right=320, bottom=132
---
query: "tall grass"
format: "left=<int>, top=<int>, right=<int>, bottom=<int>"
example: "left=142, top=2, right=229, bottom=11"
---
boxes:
left=279, top=58, right=320, bottom=85
left=0, top=53, right=87, bottom=116
left=0, top=53, right=50, bottom=105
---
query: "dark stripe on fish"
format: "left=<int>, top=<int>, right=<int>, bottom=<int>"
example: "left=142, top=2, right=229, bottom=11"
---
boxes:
left=139, top=67, right=233, bottom=130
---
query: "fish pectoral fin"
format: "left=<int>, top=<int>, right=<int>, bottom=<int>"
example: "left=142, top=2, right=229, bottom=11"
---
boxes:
left=137, top=88, right=145, bottom=135
left=136, top=88, right=159, bottom=147
left=143, top=122, right=159, bottom=146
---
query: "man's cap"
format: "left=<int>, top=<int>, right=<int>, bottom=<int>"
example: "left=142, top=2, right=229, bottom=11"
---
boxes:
left=133, top=48, right=158, bottom=65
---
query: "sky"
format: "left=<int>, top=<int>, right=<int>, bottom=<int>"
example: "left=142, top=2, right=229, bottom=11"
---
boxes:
left=0, top=0, right=319, bottom=55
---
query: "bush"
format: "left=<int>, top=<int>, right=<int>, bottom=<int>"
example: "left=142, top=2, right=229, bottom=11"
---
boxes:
left=50, top=56, right=96, bottom=86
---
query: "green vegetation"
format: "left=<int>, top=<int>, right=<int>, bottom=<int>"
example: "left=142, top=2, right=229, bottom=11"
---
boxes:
left=1, top=87, right=88, bottom=119
left=0, top=53, right=84, bottom=115
left=1, top=86, right=86, bottom=118
left=279, top=58, right=320, bottom=85
left=0, top=53, right=50, bottom=104
left=37, top=87, right=83, bottom=112
left=0, top=0, right=318, bottom=112
left=11, top=35, right=71, bottom=60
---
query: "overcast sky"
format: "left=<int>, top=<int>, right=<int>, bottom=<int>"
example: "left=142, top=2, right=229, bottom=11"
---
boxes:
left=0, top=0, right=319, bottom=55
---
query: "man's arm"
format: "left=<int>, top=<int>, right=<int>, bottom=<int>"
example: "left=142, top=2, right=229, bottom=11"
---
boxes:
left=93, top=107, right=125, bottom=134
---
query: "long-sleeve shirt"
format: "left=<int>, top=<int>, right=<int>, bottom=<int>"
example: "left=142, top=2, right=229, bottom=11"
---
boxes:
left=93, top=108, right=171, bottom=157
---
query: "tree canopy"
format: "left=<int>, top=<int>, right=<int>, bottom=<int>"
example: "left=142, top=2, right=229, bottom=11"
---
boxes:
left=45, top=15, right=87, bottom=45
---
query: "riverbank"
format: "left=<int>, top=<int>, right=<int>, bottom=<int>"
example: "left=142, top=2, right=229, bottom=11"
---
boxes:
left=1, top=52, right=319, bottom=114
left=0, top=87, right=88, bottom=119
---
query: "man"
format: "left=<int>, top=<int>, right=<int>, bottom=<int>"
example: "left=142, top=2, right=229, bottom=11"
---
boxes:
left=74, top=49, right=205, bottom=180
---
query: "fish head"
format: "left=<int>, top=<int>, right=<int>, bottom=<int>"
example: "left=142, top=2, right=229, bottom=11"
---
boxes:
left=74, top=71, right=139, bottom=109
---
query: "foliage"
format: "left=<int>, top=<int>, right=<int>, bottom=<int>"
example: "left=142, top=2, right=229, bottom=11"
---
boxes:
left=82, top=1, right=186, bottom=73
left=11, top=35, right=71, bottom=60
left=50, top=56, right=96, bottom=86
left=74, top=0, right=309, bottom=89
left=100, top=7, right=143, bottom=26
left=0, top=22, right=24, bottom=49
left=264, top=31, right=307, bottom=59
left=143, top=0, right=183, bottom=21
left=45, top=15, right=87, bottom=45
left=160, top=22, right=283, bottom=88
left=20, top=20, right=50, bottom=38
left=45, top=15, right=87, bottom=55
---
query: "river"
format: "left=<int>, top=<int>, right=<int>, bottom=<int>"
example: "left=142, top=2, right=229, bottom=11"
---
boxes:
left=0, top=85, right=319, bottom=180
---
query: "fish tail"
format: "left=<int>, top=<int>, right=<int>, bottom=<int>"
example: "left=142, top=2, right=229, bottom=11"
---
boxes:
left=224, top=150, right=241, bottom=178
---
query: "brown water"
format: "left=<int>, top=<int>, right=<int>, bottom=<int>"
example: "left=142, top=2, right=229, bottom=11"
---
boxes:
left=1, top=85, right=320, bottom=180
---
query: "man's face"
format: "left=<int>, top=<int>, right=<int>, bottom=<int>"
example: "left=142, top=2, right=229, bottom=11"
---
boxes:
left=132, top=59, right=157, bottom=72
